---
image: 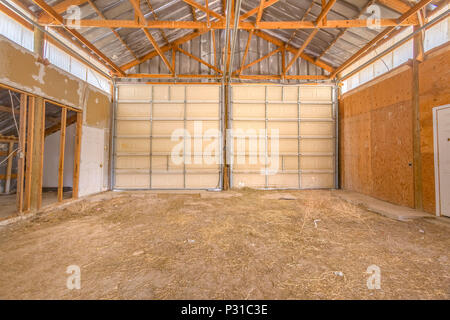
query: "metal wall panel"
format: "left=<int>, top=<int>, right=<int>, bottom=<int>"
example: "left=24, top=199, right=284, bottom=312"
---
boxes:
left=230, top=84, right=337, bottom=189
left=114, top=83, right=222, bottom=189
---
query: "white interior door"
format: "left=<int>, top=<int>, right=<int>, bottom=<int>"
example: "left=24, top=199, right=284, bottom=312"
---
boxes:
left=434, top=105, right=450, bottom=217
left=79, top=125, right=105, bottom=197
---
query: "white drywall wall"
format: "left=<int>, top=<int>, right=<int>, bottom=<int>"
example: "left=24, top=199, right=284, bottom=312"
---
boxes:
left=42, top=124, right=75, bottom=188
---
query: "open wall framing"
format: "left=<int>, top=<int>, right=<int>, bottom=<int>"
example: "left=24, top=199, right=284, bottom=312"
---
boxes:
left=114, top=84, right=222, bottom=190
left=230, top=84, right=337, bottom=189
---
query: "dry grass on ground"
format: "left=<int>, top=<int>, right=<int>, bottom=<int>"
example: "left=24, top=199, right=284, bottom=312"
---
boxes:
left=0, top=189, right=448, bottom=299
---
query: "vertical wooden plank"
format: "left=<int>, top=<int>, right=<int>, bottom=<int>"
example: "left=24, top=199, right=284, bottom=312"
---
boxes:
left=37, top=99, right=45, bottom=210
left=24, top=96, right=35, bottom=211
left=5, top=141, right=14, bottom=193
left=412, top=25, right=423, bottom=210
left=57, top=108, right=67, bottom=202
left=16, top=94, right=27, bottom=213
left=72, top=111, right=82, bottom=199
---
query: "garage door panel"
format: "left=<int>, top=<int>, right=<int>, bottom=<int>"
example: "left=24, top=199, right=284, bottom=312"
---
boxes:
left=300, top=104, right=333, bottom=118
left=116, top=121, right=151, bottom=135
left=116, top=156, right=151, bottom=169
left=267, top=103, right=297, bottom=118
left=153, top=103, right=184, bottom=118
left=231, top=85, right=336, bottom=189
left=117, top=103, right=151, bottom=118
left=116, top=138, right=151, bottom=153
left=115, top=84, right=221, bottom=189
left=233, top=104, right=265, bottom=118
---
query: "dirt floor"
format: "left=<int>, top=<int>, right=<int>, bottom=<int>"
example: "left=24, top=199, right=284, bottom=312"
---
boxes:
left=0, top=189, right=448, bottom=299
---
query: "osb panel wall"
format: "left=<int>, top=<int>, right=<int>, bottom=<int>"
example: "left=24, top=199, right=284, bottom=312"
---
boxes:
left=340, top=66, right=414, bottom=208
left=418, top=45, right=450, bottom=213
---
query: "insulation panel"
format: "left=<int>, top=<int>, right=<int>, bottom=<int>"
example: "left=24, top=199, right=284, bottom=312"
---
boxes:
left=114, top=84, right=221, bottom=189
left=230, top=85, right=336, bottom=189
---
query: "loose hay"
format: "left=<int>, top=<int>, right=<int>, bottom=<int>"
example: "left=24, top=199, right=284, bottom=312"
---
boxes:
left=0, top=189, right=448, bottom=299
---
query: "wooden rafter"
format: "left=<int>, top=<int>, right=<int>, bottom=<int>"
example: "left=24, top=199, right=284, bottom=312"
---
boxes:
left=57, top=18, right=418, bottom=29
left=332, top=0, right=434, bottom=78
left=240, top=0, right=280, bottom=21
left=31, top=0, right=125, bottom=76
left=235, top=47, right=282, bottom=74
left=285, top=0, right=336, bottom=73
left=205, top=0, right=217, bottom=68
left=0, top=105, right=20, bottom=114
left=176, top=46, right=223, bottom=74
left=38, top=0, right=89, bottom=24
left=253, top=30, right=334, bottom=73
left=237, top=0, right=268, bottom=75
left=144, top=0, right=170, bottom=45
left=129, top=0, right=173, bottom=73
left=316, top=0, right=377, bottom=60
left=121, top=30, right=208, bottom=71
left=182, top=0, right=225, bottom=20
left=87, top=0, right=138, bottom=60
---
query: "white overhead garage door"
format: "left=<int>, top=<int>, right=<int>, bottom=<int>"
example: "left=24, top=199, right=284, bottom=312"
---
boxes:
left=114, top=84, right=222, bottom=189
left=229, top=84, right=337, bottom=189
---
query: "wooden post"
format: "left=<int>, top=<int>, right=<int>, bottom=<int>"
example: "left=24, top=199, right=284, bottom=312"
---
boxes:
left=16, top=94, right=27, bottom=212
left=57, top=108, right=67, bottom=202
left=29, top=97, right=45, bottom=211
left=223, top=84, right=229, bottom=190
left=72, top=112, right=82, bottom=199
left=24, top=96, right=35, bottom=211
left=412, top=25, right=423, bottom=210
left=5, top=141, right=14, bottom=193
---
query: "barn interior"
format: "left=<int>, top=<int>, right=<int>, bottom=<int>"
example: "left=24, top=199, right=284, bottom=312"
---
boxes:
left=0, top=0, right=448, bottom=300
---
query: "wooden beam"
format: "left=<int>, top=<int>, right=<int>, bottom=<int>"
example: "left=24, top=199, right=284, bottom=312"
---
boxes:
left=87, top=0, right=138, bottom=60
left=121, top=30, right=208, bottom=71
left=237, top=0, right=266, bottom=75
left=315, top=0, right=336, bottom=25
left=24, top=96, right=35, bottom=211
left=16, top=94, right=27, bottom=213
left=0, top=174, right=17, bottom=180
left=253, top=30, right=334, bottom=73
left=240, top=0, right=280, bottom=21
left=182, top=0, right=225, bottom=20
left=38, top=0, right=89, bottom=24
left=45, top=114, right=77, bottom=137
left=72, top=112, right=82, bottom=199
left=317, top=0, right=376, bottom=60
left=285, top=0, right=336, bottom=73
left=144, top=0, right=170, bottom=45
left=332, top=0, right=433, bottom=78
left=123, top=74, right=222, bottom=79
left=31, top=0, right=125, bottom=76
left=129, top=0, right=174, bottom=73
left=0, top=105, right=20, bottom=114
left=55, top=18, right=419, bottom=29
left=233, top=74, right=328, bottom=80
left=57, top=108, right=67, bottom=202
left=176, top=46, right=223, bottom=74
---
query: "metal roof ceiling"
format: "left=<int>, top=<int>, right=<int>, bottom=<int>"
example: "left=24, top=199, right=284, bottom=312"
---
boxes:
left=13, top=0, right=443, bottom=76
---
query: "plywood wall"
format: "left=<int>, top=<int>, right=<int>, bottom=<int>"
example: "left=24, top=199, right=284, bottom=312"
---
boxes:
left=418, top=45, right=450, bottom=213
left=339, top=43, right=450, bottom=213
left=340, top=66, right=414, bottom=208
left=231, top=85, right=336, bottom=189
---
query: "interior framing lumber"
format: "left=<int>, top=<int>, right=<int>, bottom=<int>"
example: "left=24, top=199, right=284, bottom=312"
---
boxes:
left=57, top=107, right=67, bottom=203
